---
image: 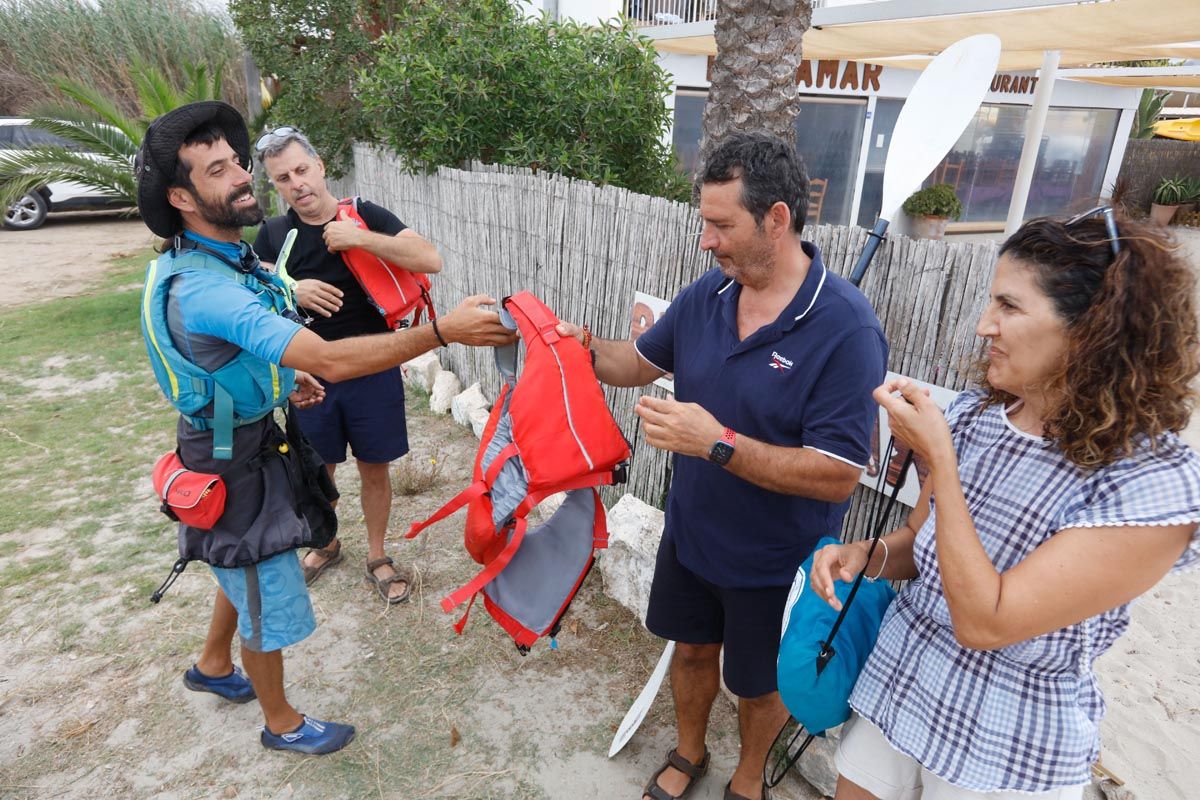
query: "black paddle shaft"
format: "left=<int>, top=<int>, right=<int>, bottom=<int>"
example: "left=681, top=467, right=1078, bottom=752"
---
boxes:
left=849, top=218, right=890, bottom=287
left=816, top=447, right=914, bottom=674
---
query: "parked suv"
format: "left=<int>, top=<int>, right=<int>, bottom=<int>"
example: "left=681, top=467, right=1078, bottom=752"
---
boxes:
left=1, top=117, right=133, bottom=230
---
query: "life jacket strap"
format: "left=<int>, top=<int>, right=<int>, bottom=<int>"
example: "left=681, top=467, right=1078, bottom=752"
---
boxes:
left=405, top=480, right=489, bottom=539
left=212, top=382, right=234, bottom=460
left=440, top=516, right=529, bottom=612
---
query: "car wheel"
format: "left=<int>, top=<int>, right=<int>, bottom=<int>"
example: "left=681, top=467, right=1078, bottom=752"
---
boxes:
left=4, top=191, right=49, bottom=230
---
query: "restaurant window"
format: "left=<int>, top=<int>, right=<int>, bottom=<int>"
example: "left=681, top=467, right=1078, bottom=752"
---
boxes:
left=795, top=96, right=867, bottom=226
left=921, top=103, right=1120, bottom=224
left=672, top=90, right=707, bottom=175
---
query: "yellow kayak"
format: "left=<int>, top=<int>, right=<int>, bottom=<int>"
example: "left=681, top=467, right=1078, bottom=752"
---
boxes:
left=1153, top=118, right=1200, bottom=142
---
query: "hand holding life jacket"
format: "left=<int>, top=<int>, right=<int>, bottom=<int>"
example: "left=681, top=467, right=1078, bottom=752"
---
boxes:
left=334, top=197, right=435, bottom=329
left=407, top=291, right=631, bottom=652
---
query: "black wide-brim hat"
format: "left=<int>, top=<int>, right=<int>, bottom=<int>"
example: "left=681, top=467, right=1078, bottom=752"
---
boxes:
left=135, top=101, right=251, bottom=238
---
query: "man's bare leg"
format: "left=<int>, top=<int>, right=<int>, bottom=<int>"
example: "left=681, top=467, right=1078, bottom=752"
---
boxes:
left=302, top=464, right=340, bottom=572
left=728, top=691, right=790, bottom=800
left=644, top=642, right=722, bottom=799
left=194, top=588, right=238, bottom=677
left=358, top=459, right=406, bottom=600
left=241, top=645, right=304, bottom=736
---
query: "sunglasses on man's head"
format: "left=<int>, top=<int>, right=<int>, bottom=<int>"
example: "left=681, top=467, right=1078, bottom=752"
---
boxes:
left=254, top=126, right=300, bottom=154
left=1064, top=205, right=1121, bottom=258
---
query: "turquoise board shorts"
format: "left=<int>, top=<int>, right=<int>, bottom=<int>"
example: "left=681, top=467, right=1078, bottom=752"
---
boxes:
left=211, top=550, right=316, bottom=652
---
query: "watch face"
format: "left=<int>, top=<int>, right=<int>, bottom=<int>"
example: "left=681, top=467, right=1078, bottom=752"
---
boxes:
left=708, top=441, right=735, bottom=466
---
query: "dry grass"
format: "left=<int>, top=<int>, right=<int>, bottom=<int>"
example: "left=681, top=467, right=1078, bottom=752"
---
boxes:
left=391, top=447, right=447, bottom=496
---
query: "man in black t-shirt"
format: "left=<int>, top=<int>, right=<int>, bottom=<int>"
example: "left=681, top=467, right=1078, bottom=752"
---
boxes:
left=254, top=127, right=441, bottom=604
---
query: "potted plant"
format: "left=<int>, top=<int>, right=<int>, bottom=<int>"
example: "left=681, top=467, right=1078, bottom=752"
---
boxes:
left=902, top=184, right=964, bottom=239
left=1151, top=175, right=1188, bottom=225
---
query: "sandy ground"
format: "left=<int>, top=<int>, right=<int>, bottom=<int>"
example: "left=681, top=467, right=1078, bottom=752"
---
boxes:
left=0, top=212, right=152, bottom=309
left=3, top=220, right=1198, bottom=798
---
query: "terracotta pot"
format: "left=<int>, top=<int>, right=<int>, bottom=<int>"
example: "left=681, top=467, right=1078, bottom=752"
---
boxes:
left=1150, top=203, right=1181, bottom=226
left=911, top=215, right=950, bottom=239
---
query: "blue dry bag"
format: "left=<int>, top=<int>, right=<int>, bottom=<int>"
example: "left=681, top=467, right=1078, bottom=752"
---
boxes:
left=777, top=535, right=897, bottom=736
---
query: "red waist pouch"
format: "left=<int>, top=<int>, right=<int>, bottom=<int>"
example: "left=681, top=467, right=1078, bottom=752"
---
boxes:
left=152, top=451, right=227, bottom=529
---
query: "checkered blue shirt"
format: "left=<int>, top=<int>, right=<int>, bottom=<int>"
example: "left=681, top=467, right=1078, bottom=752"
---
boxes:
left=849, top=389, right=1200, bottom=792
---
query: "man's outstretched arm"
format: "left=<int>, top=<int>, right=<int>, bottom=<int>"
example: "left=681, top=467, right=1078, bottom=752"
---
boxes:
left=282, top=294, right=515, bottom=381
left=555, top=322, right=665, bottom=388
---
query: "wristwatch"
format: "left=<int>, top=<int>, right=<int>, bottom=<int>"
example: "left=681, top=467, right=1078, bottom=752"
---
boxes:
left=707, top=427, right=737, bottom=466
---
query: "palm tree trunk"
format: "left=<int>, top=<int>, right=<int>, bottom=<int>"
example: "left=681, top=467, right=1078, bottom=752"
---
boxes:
left=696, top=0, right=812, bottom=188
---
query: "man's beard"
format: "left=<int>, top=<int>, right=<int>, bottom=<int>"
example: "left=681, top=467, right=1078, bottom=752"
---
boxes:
left=718, top=236, right=776, bottom=290
left=194, top=185, right=263, bottom=231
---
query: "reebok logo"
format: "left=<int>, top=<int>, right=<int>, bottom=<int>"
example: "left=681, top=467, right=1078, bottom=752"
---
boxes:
left=769, top=351, right=794, bottom=371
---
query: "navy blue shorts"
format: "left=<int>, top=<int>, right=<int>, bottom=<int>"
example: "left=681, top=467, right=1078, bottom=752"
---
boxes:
left=645, top=533, right=791, bottom=698
left=297, top=367, right=409, bottom=465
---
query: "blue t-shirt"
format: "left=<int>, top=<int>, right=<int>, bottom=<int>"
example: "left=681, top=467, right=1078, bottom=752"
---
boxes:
left=166, top=232, right=302, bottom=370
left=634, top=243, right=887, bottom=587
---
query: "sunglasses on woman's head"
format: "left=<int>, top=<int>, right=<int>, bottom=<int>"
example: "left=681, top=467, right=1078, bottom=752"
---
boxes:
left=1065, top=205, right=1121, bottom=258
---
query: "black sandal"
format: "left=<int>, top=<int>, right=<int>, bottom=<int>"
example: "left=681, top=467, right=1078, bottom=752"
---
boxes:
left=643, top=747, right=710, bottom=800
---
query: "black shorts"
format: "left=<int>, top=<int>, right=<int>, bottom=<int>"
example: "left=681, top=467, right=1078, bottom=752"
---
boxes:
left=645, top=533, right=791, bottom=698
left=296, top=367, right=408, bottom=464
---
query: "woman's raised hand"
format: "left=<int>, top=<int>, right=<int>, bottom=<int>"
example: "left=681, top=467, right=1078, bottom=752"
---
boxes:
left=873, top=378, right=954, bottom=465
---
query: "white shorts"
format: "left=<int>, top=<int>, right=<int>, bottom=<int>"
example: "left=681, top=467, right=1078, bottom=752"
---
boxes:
left=834, top=714, right=1086, bottom=800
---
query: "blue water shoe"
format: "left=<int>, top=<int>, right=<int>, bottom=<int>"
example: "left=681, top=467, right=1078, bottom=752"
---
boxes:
left=183, top=664, right=256, bottom=704
left=260, top=716, right=356, bottom=755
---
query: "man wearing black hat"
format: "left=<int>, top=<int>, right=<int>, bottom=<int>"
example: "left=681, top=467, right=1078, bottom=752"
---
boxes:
left=136, top=101, right=514, bottom=755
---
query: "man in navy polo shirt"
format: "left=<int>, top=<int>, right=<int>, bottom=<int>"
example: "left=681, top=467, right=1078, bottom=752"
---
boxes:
left=558, top=132, right=886, bottom=800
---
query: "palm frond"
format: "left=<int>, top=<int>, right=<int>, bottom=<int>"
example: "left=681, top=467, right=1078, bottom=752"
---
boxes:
left=28, top=117, right=138, bottom=160
left=0, top=149, right=135, bottom=208
left=49, top=75, right=143, bottom=143
left=132, top=57, right=185, bottom=120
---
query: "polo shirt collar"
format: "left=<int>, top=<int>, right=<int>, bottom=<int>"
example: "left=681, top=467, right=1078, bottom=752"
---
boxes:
left=717, top=241, right=829, bottom=344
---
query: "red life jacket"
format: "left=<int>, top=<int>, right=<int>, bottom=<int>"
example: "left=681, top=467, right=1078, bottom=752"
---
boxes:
left=407, top=291, right=631, bottom=652
left=336, top=197, right=435, bottom=329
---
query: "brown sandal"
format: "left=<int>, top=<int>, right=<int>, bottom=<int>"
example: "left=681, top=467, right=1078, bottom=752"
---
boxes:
left=723, top=780, right=770, bottom=800
left=643, top=747, right=709, bottom=800
left=302, top=540, right=342, bottom=585
left=365, top=556, right=412, bottom=604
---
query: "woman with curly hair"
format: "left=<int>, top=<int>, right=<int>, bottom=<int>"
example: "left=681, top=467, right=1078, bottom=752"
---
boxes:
left=811, top=209, right=1200, bottom=800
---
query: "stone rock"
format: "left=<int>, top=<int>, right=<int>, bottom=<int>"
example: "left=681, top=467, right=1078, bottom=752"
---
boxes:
left=793, top=725, right=840, bottom=799
left=598, top=494, right=665, bottom=623
left=451, top=382, right=489, bottom=427
left=469, top=406, right=491, bottom=439
left=429, top=370, right=462, bottom=415
left=401, top=351, right=441, bottom=392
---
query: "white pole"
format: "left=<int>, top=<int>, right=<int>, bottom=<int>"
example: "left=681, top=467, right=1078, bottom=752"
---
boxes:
left=1005, top=49, right=1060, bottom=235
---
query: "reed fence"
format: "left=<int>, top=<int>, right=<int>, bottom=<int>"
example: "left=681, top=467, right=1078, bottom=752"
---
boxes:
left=343, top=144, right=1001, bottom=542
left=1117, top=138, right=1200, bottom=213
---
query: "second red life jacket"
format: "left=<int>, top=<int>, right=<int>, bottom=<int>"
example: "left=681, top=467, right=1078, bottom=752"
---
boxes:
left=336, top=196, right=434, bottom=329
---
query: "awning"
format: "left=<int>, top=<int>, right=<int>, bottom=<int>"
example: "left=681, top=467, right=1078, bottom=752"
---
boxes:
left=646, top=0, right=1200, bottom=71
left=1057, top=66, right=1200, bottom=91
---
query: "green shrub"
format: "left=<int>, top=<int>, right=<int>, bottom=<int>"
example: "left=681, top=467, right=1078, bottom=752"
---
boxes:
left=902, top=183, right=964, bottom=220
left=357, top=0, right=690, bottom=202
left=1153, top=175, right=1190, bottom=206
left=230, top=0, right=404, bottom=176
left=0, top=0, right=242, bottom=116
left=1184, top=177, right=1200, bottom=204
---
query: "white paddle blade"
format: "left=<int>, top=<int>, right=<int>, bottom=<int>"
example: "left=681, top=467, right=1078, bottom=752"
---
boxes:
left=880, top=34, right=1001, bottom=221
left=609, top=640, right=676, bottom=758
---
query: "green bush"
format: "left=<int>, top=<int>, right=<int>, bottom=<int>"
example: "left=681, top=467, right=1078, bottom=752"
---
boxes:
left=357, top=0, right=690, bottom=202
left=0, top=0, right=242, bottom=116
left=230, top=0, right=404, bottom=176
left=902, top=183, right=964, bottom=220
left=1153, top=175, right=1190, bottom=206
